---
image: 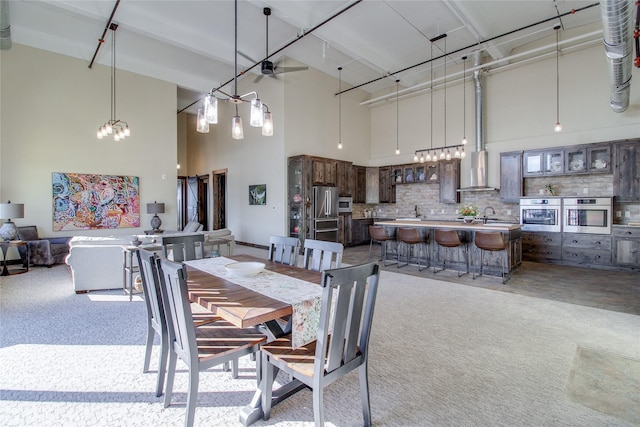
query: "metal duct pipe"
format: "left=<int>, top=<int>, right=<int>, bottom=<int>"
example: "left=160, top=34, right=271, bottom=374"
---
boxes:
left=0, top=0, right=11, bottom=50
left=468, top=50, right=489, bottom=189
left=601, top=0, right=634, bottom=112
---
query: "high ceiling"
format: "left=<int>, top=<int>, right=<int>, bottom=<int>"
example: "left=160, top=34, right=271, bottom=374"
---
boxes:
left=7, top=0, right=605, bottom=113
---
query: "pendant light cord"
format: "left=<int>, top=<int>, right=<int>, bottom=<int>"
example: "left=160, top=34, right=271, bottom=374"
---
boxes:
left=556, top=27, right=560, bottom=125
left=233, top=0, right=238, bottom=98
left=430, top=43, right=433, bottom=152
left=338, top=67, right=342, bottom=147
left=462, top=56, right=466, bottom=141
left=443, top=37, right=446, bottom=150
left=111, top=24, right=116, bottom=122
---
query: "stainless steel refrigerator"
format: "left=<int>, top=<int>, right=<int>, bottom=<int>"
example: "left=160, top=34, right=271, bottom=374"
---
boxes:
left=310, top=186, right=339, bottom=242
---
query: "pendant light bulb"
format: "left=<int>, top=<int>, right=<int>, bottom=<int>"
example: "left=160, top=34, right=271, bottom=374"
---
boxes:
left=196, top=108, right=209, bottom=133
left=232, top=106, right=243, bottom=139
left=461, top=148, right=466, bottom=159
left=445, top=149, right=451, bottom=161
left=462, top=136, right=467, bottom=145
left=204, top=94, right=218, bottom=124
left=262, top=110, right=273, bottom=136
left=555, top=122, right=562, bottom=132
left=250, top=98, right=264, bottom=127
left=440, top=149, right=445, bottom=160
left=425, top=152, right=431, bottom=162
left=414, top=153, right=419, bottom=162
left=454, top=147, right=460, bottom=158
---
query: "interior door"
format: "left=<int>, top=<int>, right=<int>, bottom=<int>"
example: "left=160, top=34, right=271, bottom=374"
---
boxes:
left=212, top=169, right=227, bottom=230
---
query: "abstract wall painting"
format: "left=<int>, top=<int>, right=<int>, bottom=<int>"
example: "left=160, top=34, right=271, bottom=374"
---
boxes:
left=52, top=172, right=140, bottom=231
left=249, top=184, right=266, bottom=205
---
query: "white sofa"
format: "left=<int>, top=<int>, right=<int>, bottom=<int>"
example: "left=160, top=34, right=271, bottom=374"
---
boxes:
left=66, top=228, right=235, bottom=293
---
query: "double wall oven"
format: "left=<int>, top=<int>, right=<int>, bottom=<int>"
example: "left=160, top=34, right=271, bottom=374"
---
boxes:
left=563, top=197, right=612, bottom=235
left=519, top=197, right=562, bottom=232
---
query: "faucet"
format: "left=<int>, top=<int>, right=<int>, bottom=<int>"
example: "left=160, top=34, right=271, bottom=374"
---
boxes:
left=482, top=206, right=496, bottom=224
left=415, top=205, right=420, bottom=218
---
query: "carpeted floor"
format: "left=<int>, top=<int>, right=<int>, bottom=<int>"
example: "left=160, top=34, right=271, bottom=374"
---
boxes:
left=1, top=247, right=639, bottom=426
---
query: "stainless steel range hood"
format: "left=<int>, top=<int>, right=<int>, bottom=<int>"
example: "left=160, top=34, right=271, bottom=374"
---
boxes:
left=458, top=51, right=498, bottom=193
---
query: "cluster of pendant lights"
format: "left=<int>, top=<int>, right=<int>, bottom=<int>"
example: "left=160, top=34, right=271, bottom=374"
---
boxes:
left=411, top=36, right=466, bottom=162
left=96, top=23, right=131, bottom=141
left=196, top=0, right=273, bottom=139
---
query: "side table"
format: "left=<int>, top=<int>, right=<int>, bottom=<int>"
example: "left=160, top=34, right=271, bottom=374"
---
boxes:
left=122, top=245, right=161, bottom=301
left=0, top=241, right=29, bottom=276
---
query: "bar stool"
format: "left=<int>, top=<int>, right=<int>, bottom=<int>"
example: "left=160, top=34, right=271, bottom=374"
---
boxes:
left=368, top=225, right=397, bottom=266
left=432, top=229, right=469, bottom=277
left=473, top=231, right=510, bottom=284
left=397, top=227, right=428, bottom=271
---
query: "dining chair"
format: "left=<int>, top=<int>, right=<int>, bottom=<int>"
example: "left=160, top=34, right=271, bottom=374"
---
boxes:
left=268, top=235, right=300, bottom=266
left=137, top=248, right=221, bottom=397
left=156, top=257, right=266, bottom=427
left=302, top=239, right=344, bottom=271
left=260, top=262, right=381, bottom=426
left=161, top=234, right=204, bottom=262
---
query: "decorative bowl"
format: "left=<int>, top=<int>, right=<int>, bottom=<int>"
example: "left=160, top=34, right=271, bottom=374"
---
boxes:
left=224, top=262, right=265, bottom=277
left=463, top=216, right=475, bottom=224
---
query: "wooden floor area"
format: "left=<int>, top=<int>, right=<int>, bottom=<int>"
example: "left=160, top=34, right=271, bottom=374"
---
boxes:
left=343, top=244, right=640, bottom=315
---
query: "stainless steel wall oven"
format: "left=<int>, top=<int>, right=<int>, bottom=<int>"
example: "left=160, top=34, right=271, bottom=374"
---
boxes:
left=563, top=197, right=612, bottom=234
left=519, top=197, right=562, bottom=232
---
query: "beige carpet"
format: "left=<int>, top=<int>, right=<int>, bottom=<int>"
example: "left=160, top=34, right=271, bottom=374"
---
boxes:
left=566, top=346, right=640, bottom=425
left=1, top=256, right=639, bottom=426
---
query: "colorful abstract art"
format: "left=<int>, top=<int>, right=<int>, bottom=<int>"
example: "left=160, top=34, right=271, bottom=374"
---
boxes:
left=52, top=172, right=140, bottom=231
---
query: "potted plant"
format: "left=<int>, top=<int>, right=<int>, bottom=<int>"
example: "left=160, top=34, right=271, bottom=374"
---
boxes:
left=458, top=205, right=479, bottom=223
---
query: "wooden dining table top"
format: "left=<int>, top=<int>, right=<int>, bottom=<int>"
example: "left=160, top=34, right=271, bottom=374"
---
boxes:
left=185, top=254, right=322, bottom=329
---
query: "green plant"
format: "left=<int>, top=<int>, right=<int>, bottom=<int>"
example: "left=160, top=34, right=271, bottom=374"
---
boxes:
left=458, top=205, right=479, bottom=217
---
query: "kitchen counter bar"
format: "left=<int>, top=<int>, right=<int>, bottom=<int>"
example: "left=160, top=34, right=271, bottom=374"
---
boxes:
left=374, top=220, right=522, bottom=277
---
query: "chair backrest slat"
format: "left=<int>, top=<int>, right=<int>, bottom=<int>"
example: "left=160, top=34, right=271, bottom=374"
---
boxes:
left=162, top=234, right=204, bottom=262
left=303, top=239, right=344, bottom=272
left=268, top=235, right=299, bottom=266
left=156, top=257, right=197, bottom=366
left=137, top=248, right=165, bottom=333
left=315, top=262, right=380, bottom=376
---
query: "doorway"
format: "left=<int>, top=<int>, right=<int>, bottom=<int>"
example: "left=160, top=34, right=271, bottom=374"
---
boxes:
left=177, top=174, right=209, bottom=231
left=212, top=169, right=227, bottom=230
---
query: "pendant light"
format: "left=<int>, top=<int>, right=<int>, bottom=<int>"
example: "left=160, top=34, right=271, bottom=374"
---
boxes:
left=338, top=67, right=343, bottom=149
left=554, top=23, right=562, bottom=132
left=96, top=23, right=131, bottom=141
left=426, top=43, right=434, bottom=162
left=395, top=79, right=400, bottom=155
left=461, top=55, right=468, bottom=147
left=441, top=35, right=447, bottom=161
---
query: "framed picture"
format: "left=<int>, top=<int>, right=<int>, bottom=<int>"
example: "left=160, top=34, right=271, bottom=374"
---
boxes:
left=52, top=172, right=140, bottom=230
left=249, top=184, right=266, bottom=205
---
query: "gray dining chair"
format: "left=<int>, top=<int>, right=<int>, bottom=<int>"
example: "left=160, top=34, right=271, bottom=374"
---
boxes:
left=161, top=234, right=204, bottom=262
left=156, top=257, right=266, bottom=427
left=137, top=248, right=221, bottom=397
left=260, top=262, right=381, bottom=426
left=268, top=235, right=300, bottom=266
left=302, top=238, right=344, bottom=271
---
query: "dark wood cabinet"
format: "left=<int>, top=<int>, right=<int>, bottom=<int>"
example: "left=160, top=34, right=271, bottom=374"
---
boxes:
left=312, top=158, right=337, bottom=186
left=522, top=231, right=562, bottom=261
left=613, top=139, right=640, bottom=202
left=365, top=167, right=380, bottom=204
left=339, top=213, right=352, bottom=246
left=562, top=233, right=612, bottom=266
left=500, top=151, right=523, bottom=204
left=336, top=160, right=353, bottom=196
left=438, top=159, right=460, bottom=204
left=353, top=165, right=367, bottom=203
left=612, top=226, right=640, bottom=268
left=351, top=218, right=374, bottom=246
left=379, top=166, right=395, bottom=203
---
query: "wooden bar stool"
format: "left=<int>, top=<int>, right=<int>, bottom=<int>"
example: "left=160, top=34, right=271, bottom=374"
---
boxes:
left=473, top=231, right=510, bottom=284
left=368, top=225, right=397, bottom=266
left=433, top=229, right=468, bottom=277
left=397, top=227, right=429, bottom=271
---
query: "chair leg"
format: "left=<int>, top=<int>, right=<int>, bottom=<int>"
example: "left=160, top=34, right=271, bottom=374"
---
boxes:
left=143, top=323, right=154, bottom=373
left=231, top=358, right=239, bottom=379
left=368, top=239, right=374, bottom=261
left=164, top=351, right=177, bottom=408
left=185, top=367, right=199, bottom=427
left=312, top=384, right=325, bottom=427
left=155, top=331, right=169, bottom=397
left=261, top=353, right=274, bottom=421
left=359, top=362, right=372, bottom=427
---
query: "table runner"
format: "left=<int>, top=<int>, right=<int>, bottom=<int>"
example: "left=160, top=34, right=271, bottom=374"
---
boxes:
left=184, top=257, right=322, bottom=348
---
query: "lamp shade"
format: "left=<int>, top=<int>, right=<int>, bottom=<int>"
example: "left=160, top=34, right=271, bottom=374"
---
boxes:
left=0, top=202, right=25, bottom=219
left=146, top=202, right=165, bottom=214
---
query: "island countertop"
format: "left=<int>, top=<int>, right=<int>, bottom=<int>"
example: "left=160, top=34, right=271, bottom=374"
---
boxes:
left=374, top=219, right=522, bottom=231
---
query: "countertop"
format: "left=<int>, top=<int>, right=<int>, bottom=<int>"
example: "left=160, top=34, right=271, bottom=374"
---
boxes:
left=374, top=219, right=522, bottom=231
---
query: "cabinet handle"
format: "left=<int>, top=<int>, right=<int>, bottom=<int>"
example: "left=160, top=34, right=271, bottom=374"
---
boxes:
left=572, top=240, right=578, bottom=243
left=596, top=241, right=601, bottom=245
left=626, top=231, right=632, bottom=235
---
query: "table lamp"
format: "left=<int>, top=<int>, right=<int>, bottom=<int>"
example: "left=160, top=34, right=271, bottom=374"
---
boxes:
left=146, top=201, right=165, bottom=232
left=0, top=201, right=25, bottom=241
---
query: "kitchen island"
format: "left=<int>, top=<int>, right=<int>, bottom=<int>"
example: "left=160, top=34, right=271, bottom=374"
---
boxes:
left=374, top=219, right=522, bottom=278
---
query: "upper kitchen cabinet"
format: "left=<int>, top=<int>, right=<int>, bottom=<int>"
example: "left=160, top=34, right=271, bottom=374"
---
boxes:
left=564, top=146, right=588, bottom=173
left=586, top=143, right=612, bottom=173
left=523, top=149, right=563, bottom=176
left=613, top=139, right=640, bottom=202
left=312, top=157, right=337, bottom=186
left=500, top=151, right=523, bottom=204
left=336, top=160, right=353, bottom=196
left=365, top=167, right=380, bottom=204
left=439, top=159, right=460, bottom=204
left=353, top=165, right=367, bottom=203
left=379, top=166, right=395, bottom=203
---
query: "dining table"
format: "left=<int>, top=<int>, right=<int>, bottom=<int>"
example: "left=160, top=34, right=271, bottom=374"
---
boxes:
left=183, top=254, right=323, bottom=426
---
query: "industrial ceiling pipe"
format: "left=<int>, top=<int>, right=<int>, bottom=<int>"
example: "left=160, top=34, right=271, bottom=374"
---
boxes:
left=601, top=0, right=634, bottom=113
left=1, top=0, right=12, bottom=50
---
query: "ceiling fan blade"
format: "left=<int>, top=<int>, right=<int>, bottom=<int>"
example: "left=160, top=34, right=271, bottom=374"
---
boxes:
left=254, top=74, right=265, bottom=83
left=274, top=66, right=309, bottom=74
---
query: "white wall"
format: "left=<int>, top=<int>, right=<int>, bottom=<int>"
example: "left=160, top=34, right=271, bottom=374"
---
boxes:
left=0, top=44, right=178, bottom=238
left=183, top=60, right=371, bottom=247
left=370, top=42, right=640, bottom=189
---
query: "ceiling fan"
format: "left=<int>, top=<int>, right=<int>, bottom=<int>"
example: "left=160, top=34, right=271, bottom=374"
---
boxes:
left=239, top=7, right=308, bottom=83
